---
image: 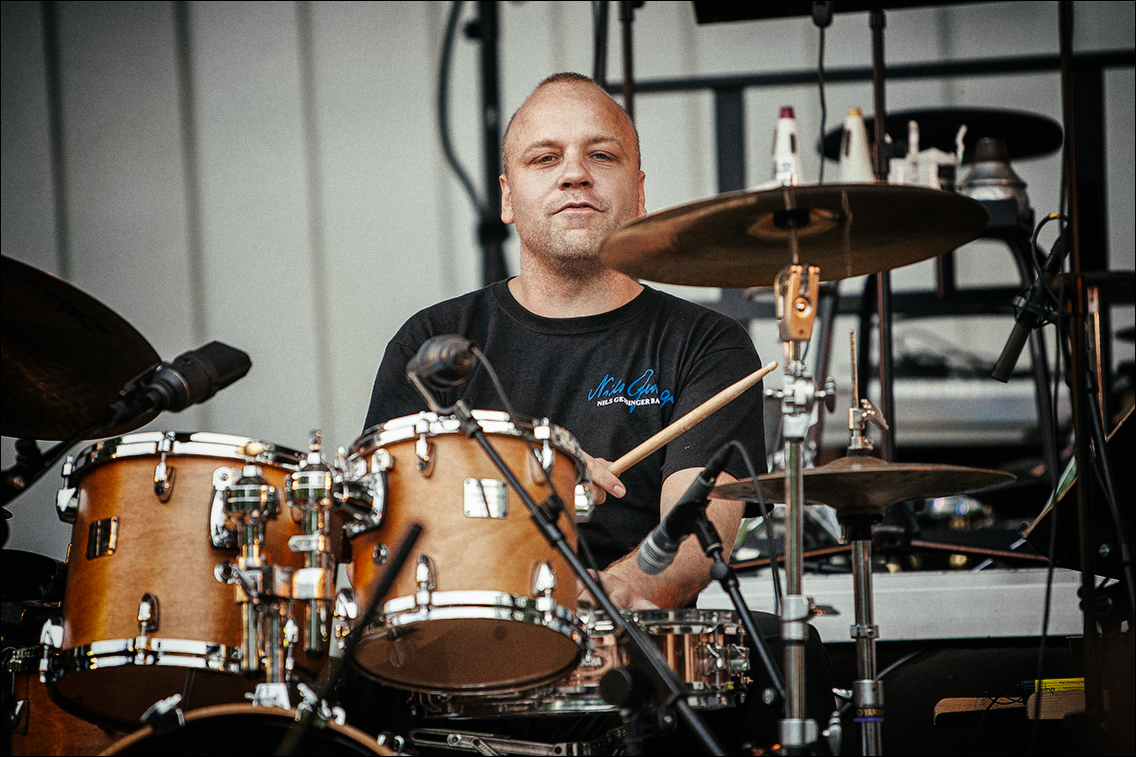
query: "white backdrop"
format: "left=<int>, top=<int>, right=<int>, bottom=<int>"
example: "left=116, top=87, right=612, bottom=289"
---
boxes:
left=3, top=1, right=1133, bottom=559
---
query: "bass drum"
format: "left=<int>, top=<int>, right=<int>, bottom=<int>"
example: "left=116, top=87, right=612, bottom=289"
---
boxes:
left=52, top=432, right=332, bottom=728
left=100, top=704, right=392, bottom=755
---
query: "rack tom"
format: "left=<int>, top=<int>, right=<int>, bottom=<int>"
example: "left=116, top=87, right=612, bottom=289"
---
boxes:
left=343, top=411, right=594, bottom=694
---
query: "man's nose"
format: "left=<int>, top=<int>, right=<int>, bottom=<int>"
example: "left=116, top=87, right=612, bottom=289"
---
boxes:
left=559, top=152, right=593, bottom=188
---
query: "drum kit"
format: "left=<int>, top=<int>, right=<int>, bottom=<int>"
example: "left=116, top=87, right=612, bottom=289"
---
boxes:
left=2, top=166, right=1028, bottom=755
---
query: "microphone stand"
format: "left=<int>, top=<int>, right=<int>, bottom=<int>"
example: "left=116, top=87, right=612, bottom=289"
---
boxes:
left=407, top=374, right=726, bottom=756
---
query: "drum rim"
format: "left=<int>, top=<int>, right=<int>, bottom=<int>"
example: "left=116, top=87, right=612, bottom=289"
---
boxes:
left=67, top=431, right=304, bottom=480
left=99, top=703, right=383, bottom=756
left=54, top=636, right=243, bottom=676
left=579, top=607, right=745, bottom=634
left=424, top=688, right=738, bottom=718
left=350, top=411, right=586, bottom=476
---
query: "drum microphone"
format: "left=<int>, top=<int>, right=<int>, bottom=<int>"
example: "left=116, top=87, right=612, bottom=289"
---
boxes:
left=637, top=444, right=734, bottom=576
left=406, top=334, right=477, bottom=389
left=110, top=341, right=252, bottom=423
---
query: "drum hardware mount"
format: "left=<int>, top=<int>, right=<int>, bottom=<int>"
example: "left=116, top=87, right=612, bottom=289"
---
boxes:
left=406, top=358, right=728, bottom=756
left=153, top=433, right=177, bottom=500
left=140, top=693, right=186, bottom=735
left=86, top=516, right=119, bottom=558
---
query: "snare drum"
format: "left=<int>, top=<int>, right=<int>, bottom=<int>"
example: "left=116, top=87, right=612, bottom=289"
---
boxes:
left=420, top=609, right=750, bottom=717
left=52, top=432, right=328, bottom=727
left=100, top=703, right=390, bottom=755
left=344, top=411, right=593, bottom=694
left=3, top=646, right=124, bottom=756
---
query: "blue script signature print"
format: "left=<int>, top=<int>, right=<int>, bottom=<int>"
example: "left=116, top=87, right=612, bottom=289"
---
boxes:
left=588, top=369, right=674, bottom=413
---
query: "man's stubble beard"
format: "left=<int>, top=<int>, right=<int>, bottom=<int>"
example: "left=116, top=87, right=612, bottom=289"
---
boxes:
left=518, top=211, right=628, bottom=281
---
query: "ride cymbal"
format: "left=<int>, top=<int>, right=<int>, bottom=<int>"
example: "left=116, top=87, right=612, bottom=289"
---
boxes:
left=1, top=256, right=160, bottom=440
left=712, top=455, right=1015, bottom=520
left=599, top=183, right=989, bottom=288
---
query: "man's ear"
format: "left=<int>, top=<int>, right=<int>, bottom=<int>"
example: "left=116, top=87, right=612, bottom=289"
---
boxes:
left=500, top=174, right=514, bottom=224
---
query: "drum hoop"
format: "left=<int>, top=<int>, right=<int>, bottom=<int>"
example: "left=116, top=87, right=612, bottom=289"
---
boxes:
left=424, top=689, right=738, bottom=718
left=55, top=637, right=243, bottom=676
left=579, top=608, right=744, bottom=635
left=350, top=411, right=586, bottom=477
left=67, top=431, right=304, bottom=481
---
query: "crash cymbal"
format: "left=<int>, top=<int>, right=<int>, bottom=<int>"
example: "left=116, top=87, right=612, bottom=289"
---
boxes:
left=821, top=108, right=1063, bottom=164
left=1, top=256, right=160, bottom=440
left=599, top=183, right=989, bottom=288
left=712, top=455, right=1015, bottom=519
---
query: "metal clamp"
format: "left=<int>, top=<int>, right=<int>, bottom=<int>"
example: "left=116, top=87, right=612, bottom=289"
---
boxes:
left=850, top=623, right=879, bottom=639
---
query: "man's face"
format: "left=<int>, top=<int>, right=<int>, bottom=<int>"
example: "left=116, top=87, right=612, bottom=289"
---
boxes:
left=500, top=83, right=646, bottom=276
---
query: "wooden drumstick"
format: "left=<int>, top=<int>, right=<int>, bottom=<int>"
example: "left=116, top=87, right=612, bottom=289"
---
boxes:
left=607, top=361, right=778, bottom=476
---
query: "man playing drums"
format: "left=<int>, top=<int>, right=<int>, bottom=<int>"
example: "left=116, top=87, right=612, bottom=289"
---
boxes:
left=364, top=72, right=762, bottom=612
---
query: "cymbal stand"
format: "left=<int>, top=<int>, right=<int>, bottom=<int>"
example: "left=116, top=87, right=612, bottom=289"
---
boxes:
left=768, top=247, right=836, bottom=754
left=844, top=331, right=890, bottom=756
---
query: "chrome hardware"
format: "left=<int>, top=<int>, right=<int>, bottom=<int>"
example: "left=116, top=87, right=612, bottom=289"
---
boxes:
left=333, top=589, right=358, bottom=651
left=292, top=567, right=334, bottom=600
left=373, top=447, right=393, bottom=472
left=226, top=466, right=279, bottom=521
left=40, top=619, right=63, bottom=649
left=532, top=562, right=557, bottom=597
left=154, top=456, right=176, bottom=501
left=248, top=681, right=291, bottom=709
left=416, top=433, right=435, bottom=476
left=729, top=643, right=750, bottom=675
left=141, top=693, right=185, bottom=731
left=574, top=483, right=595, bottom=523
left=10, top=699, right=28, bottom=729
left=464, top=478, right=507, bottom=519
left=86, top=517, right=118, bottom=559
left=138, top=593, right=160, bottom=635
left=851, top=623, right=879, bottom=639
left=533, top=418, right=556, bottom=473
left=376, top=733, right=406, bottom=752
left=296, top=681, right=346, bottom=725
left=288, top=534, right=324, bottom=553
left=55, top=486, right=79, bottom=523
left=373, top=543, right=389, bottom=565
left=341, top=449, right=388, bottom=537
left=210, top=467, right=239, bottom=548
left=416, top=555, right=437, bottom=592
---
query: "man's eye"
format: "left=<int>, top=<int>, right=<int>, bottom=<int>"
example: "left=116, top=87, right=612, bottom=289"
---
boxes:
left=535, top=154, right=557, bottom=164
left=593, top=152, right=614, bottom=161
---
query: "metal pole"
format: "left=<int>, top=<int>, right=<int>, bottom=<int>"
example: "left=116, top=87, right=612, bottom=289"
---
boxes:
left=620, top=0, right=635, bottom=121
left=475, top=0, right=508, bottom=285
left=851, top=529, right=883, bottom=755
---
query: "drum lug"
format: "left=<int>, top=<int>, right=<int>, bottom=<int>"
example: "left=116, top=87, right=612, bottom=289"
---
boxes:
left=55, top=486, right=78, bottom=523
left=574, top=483, right=595, bottom=523
left=153, top=456, right=176, bottom=501
left=416, top=434, right=435, bottom=477
left=533, top=419, right=556, bottom=474
left=9, top=698, right=27, bottom=730
left=138, top=593, right=160, bottom=636
left=531, top=561, right=557, bottom=598
left=39, top=618, right=63, bottom=649
left=209, top=467, right=240, bottom=548
left=415, top=555, right=437, bottom=606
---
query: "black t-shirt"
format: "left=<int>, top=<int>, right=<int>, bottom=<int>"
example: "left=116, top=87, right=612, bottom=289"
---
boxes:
left=364, top=280, right=766, bottom=569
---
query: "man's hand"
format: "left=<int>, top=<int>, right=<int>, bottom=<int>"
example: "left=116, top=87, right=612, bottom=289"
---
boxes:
left=577, top=569, right=658, bottom=611
left=582, top=452, right=625, bottom=505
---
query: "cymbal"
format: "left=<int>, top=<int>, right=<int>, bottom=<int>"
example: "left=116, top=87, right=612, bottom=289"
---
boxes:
left=821, top=108, right=1063, bottom=164
left=1, top=256, right=160, bottom=440
left=599, top=183, right=989, bottom=288
left=712, top=455, right=1015, bottom=519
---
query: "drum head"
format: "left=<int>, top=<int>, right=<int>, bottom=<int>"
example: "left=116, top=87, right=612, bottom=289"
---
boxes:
left=354, top=616, right=581, bottom=694
left=101, top=705, right=387, bottom=756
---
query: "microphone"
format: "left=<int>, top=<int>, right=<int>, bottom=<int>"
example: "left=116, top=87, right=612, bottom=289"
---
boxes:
left=991, top=233, right=1067, bottom=383
left=406, top=334, right=477, bottom=389
left=637, top=444, right=734, bottom=576
left=111, top=341, right=251, bottom=423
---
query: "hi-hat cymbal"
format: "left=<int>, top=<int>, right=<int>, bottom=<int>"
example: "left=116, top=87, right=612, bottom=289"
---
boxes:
left=712, top=455, right=1015, bottom=520
left=821, top=108, right=1063, bottom=164
left=599, top=183, right=989, bottom=288
left=1, top=256, right=160, bottom=440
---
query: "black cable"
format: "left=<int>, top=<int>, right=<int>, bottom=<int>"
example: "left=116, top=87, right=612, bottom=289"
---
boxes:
left=817, top=25, right=828, bottom=184
left=438, top=1, right=482, bottom=214
left=970, top=683, right=1025, bottom=756
left=727, top=440, right=782, bottom=616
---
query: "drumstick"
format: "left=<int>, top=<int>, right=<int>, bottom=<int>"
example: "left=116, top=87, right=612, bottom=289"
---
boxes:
left=607, top=361, right=778, bottom=476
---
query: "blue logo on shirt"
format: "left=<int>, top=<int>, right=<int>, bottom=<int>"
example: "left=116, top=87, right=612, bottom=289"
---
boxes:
left=588, top=369, right=674, bottom=413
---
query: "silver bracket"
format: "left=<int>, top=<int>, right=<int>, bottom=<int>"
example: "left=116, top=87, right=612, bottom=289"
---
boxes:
left=851, top=623, right=879, bottom=639
left=463, top=478, right=507, bottom=519
left=86, top=517, right=119, bottom=559
left=209, top=467, right=239, bottom=548
left=781, top=594, right=811, bottom=642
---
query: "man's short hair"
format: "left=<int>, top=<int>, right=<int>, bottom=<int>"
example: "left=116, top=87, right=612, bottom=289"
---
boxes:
left=500, top=72, right=641, bottom=172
